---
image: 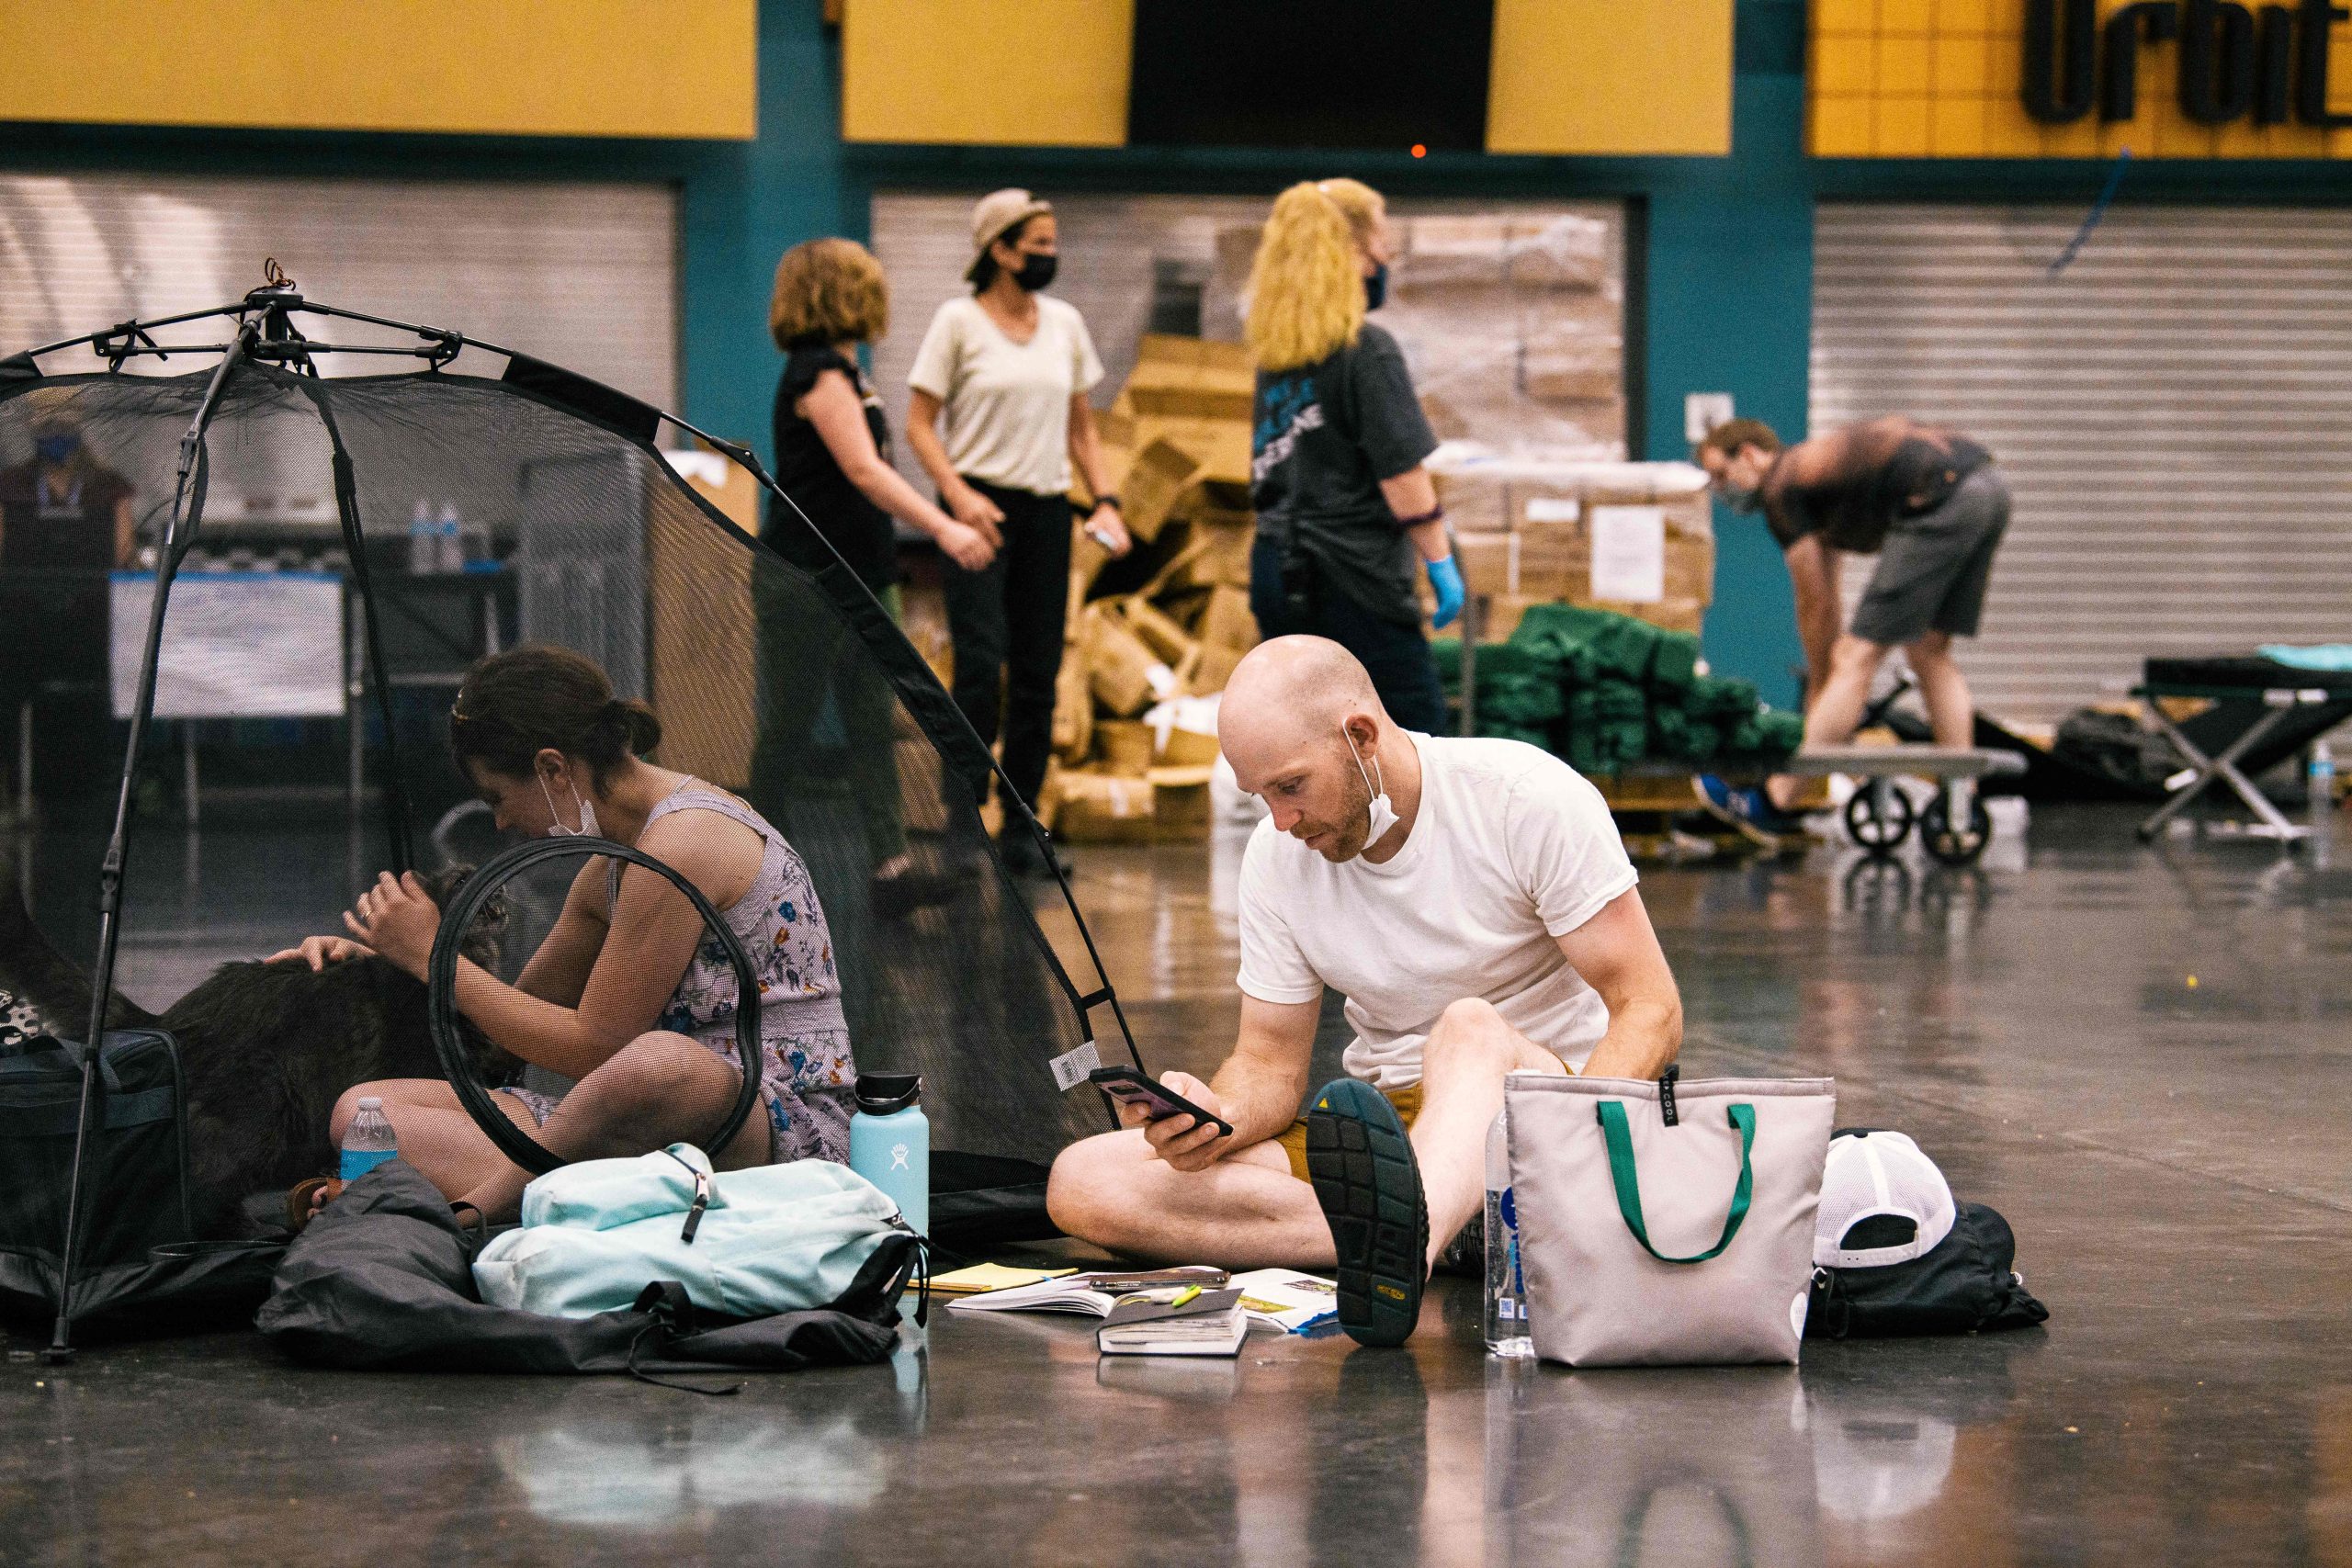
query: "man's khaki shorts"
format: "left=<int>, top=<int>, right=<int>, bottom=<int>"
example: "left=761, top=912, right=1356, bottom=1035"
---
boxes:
left=1273, top=1081, right=1424, bottom=1183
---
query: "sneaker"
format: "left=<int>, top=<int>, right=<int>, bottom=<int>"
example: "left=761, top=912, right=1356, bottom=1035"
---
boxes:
left=1304, top=1078, right=1429, bottom=1348
left=1697, top=773, right=1806, bottom=837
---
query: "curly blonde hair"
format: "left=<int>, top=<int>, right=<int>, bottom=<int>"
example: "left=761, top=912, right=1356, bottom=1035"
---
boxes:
left=1245, top=181, right=1376, bottom=373
left=769, top=237, right=889, bottom=351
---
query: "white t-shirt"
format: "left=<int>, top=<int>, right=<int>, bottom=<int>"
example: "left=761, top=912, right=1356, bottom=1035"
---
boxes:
left=907, top=295, right=1105, bottom=496
left=1237, top=734, right=1640, bottom=1090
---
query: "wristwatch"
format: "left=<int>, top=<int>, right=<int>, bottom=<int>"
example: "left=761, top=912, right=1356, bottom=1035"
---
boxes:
left=1094, top=494, right=1122, bottom=513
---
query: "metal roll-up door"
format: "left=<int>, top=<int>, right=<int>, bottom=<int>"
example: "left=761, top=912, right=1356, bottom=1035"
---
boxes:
left=1811, top=204, right=2352, bottom=724
left=0, top=173, right=677, bottom=407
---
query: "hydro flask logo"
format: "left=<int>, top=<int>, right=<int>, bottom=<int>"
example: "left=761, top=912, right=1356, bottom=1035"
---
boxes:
left=890, top=1143, right=910, bottom=1171
left=2024, top=0, right=2352, bottom=127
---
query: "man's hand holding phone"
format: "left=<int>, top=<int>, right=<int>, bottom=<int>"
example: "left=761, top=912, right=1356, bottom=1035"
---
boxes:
left=1094, top=1067, right=1234, bottom=1174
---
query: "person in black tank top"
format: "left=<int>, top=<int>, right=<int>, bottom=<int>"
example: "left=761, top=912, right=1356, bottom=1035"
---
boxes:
left=753, top=240, right=998, bottom=917
left=1696, top=414, right=2008, bottom=828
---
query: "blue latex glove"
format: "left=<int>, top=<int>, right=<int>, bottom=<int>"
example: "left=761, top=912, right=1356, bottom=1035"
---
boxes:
left=1426, top=554, right=1465, bottom=631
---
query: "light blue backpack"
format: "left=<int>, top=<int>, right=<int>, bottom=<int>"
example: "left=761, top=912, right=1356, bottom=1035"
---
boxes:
left=473, top=1145, right=923, bottom=1322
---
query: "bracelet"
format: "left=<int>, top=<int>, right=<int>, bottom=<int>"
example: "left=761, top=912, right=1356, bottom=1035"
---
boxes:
left=1093, top=494, right=1122, bottom=512
left=1396, top=504, right=1444, bottom=527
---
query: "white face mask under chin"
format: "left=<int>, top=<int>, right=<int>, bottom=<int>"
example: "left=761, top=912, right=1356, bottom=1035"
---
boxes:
left=1344, top=727, right=1399, bottom=849
left=539, top=773, right=600, bottom=839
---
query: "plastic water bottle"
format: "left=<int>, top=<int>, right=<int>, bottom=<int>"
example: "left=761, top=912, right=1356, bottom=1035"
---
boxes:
left=849, top=1074, right=929, bottom=1235
left=435, top=502, right=465, bottom=573
left=406, top=500, right=435, bottom=574
left=339, top=1096, right=400, bottom=1181
left=1484, top=1109, right=1533, bottom=1357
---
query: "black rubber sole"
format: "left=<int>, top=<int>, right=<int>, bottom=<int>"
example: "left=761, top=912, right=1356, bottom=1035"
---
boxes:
left=1303, top=1078, right=1429, bottom=1348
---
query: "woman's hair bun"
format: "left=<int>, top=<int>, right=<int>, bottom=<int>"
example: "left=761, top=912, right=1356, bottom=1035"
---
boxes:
left=605, top=695, right=663, bottom=757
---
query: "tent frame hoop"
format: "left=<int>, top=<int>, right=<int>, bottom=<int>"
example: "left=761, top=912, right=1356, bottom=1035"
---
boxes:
left=13, top=287, right=1148, bottom=1355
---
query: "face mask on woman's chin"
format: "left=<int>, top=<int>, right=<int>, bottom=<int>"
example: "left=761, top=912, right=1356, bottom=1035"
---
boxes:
left=539, top=773, right=600, bottom=839
left=1012, top=253, right=1058, bottom=292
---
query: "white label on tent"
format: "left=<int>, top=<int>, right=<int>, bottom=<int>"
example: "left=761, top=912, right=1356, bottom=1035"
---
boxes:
left=1050, top=1041, right=1102, bottom=1093
left=1523, top=495, right=1580, bottom=524
left=1589, top=505, right=1667, bottom=604
left=110, top=571, right=345, bottom=719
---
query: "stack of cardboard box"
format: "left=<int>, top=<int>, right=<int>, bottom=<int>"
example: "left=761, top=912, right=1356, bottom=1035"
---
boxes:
left=1043, top=336, right=1261, bottom=843
left=1430, top=457, right=1715, bottom=640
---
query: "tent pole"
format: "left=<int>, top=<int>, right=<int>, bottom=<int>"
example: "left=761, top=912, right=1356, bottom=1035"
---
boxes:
left=45, top=321, right=254, bottom=1363
left=298, top=382, right=416, bottom=874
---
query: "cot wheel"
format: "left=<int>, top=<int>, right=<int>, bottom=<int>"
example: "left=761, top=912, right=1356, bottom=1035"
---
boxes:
left=1844, top=782, right=1915, bottom=856
left=1919, top=792, right=1993, bottom=865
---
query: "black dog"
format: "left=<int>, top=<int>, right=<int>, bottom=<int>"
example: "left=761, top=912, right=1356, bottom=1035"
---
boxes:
left=0, top=848, right=509, bottom=1237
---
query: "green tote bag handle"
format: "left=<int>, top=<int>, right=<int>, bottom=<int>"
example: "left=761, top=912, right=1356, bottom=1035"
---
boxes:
left=1595, top=1100, right=1756, bottom=1265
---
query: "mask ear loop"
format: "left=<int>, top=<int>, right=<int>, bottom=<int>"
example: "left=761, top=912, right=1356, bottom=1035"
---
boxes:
left=539, top=771, right=591, bottom=837
left=1342, top=723, right=1385, bottom=808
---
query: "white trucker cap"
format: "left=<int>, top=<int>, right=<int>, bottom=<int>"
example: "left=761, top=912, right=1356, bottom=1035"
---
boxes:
left=1814, top=1130, right=1957, bottom=1269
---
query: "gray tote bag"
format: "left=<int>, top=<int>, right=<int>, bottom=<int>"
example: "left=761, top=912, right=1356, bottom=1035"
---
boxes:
left=1506, top=1072, right=1836, bottom=1367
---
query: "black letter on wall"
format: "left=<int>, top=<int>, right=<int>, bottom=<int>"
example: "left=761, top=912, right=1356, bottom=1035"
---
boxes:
left=2296, top=0, right=2352, bottom=125
left=2181, top=0, right=2258, bottom=119
left=2102, top=1, right=2183, bottom=121
left=2025, top=0, right=2098, bottom=120
left=2257, top=5, right=2296, bottom=121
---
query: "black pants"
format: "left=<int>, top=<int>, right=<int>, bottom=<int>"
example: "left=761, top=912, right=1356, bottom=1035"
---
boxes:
left=941, top=478, right=1071, bottom=815
left=1250, top=534, right=1446, bottom=734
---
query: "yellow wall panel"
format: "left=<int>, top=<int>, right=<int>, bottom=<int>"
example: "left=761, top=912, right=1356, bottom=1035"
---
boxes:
left=1934, top=35, right=1989, bottom=94
left=1931, top=96, right=1988, bottom=154
left=1816, top=38, right=1877, bottom=94
left=1486, top=0, right=1732, bottom=156
left=840, top=0, right=1131, bottom=146
left=0, top=1, right=755, bottom=139
left=1878, top=96, right=1932, bottom=153
left=1881, top=0, right=1935, bottom=36
left=1877, top=36, right=1932, bottom=93
left=1812, top=96, right=1876, bottom=154
left=1809, top=0, right=2352, bottom=157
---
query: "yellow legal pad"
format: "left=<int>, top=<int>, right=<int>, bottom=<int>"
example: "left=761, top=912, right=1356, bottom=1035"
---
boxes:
left=928, top=1263, right=1080, bottom=1297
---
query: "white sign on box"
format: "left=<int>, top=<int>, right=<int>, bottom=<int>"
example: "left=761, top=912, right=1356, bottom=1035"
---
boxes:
left=111, top=570, right=346, bottom=719
left=1588, top=505, right=1667, bottom=604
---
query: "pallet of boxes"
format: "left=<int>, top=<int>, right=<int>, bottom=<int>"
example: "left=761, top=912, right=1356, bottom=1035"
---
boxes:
left=1040, top=336, right=1261, bottom=846
left=1429, top=455, right=1815, bottom=856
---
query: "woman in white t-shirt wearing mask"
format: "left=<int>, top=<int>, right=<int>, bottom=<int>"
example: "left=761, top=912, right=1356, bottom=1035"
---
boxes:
left=907, top=189, right=1130, bottom=875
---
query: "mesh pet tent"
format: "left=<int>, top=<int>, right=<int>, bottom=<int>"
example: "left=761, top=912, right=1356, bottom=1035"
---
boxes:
left=0, top=281, right=1144, bottom=1357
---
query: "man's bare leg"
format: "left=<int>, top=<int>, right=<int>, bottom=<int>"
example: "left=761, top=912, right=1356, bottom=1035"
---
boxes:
left=1046, top=1134, right=1336, bottom=1269
left=1768, top=633, right=1889, bottom=810
left=1905, top=630, right=1973, bottom=748
left=1406, top=998, right=1568, bottom=1270
left=1048, top=997, right=1568, bottom=1273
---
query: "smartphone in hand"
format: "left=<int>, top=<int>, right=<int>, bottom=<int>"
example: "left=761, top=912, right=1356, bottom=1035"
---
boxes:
left=1089, top=1066, right=1234, bottom=1140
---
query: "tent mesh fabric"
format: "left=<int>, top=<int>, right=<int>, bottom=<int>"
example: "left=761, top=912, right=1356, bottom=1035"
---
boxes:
left=0, top=332, right=1136, bottom=1326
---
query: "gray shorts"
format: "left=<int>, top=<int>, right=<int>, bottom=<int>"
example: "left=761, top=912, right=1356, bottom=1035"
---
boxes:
left=1850, top=467, right=2010, bottom=647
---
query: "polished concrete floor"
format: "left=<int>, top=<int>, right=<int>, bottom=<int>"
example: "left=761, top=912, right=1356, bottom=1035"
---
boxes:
left=6, top=801, right=2351, bottom=1566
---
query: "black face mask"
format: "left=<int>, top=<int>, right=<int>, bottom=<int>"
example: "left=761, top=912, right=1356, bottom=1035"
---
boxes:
left=1363, top=261, right=1389, bottom=311
left=1012, top=253, right=1058, bottom=292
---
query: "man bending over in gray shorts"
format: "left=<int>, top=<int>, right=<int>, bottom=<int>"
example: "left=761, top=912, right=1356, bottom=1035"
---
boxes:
left=1694, top=415, right=2009, bottom=832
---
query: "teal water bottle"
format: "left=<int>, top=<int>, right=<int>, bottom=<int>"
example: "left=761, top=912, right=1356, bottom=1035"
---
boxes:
left=849, top=1074, right=928, bottom=1235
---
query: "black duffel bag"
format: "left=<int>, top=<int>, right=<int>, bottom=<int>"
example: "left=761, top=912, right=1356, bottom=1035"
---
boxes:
left=1806, top=1201, right=2049, bottom=1339
left=0, top=1030, right=279, bottom=1329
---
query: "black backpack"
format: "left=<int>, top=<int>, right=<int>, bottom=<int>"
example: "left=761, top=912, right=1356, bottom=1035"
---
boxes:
left=1805, top=1201, right=2049, bottom=1339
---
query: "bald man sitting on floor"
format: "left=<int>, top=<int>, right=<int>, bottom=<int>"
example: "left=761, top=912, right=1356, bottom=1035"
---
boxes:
left=1047, top=636, right=1683, bottom=1347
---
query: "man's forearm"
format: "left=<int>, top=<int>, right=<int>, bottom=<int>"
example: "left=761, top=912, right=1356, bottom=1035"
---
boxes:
left=1577, top=998, right=1681, bottom=1080
left=1207, top=1058, right=1308, bottom=1147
